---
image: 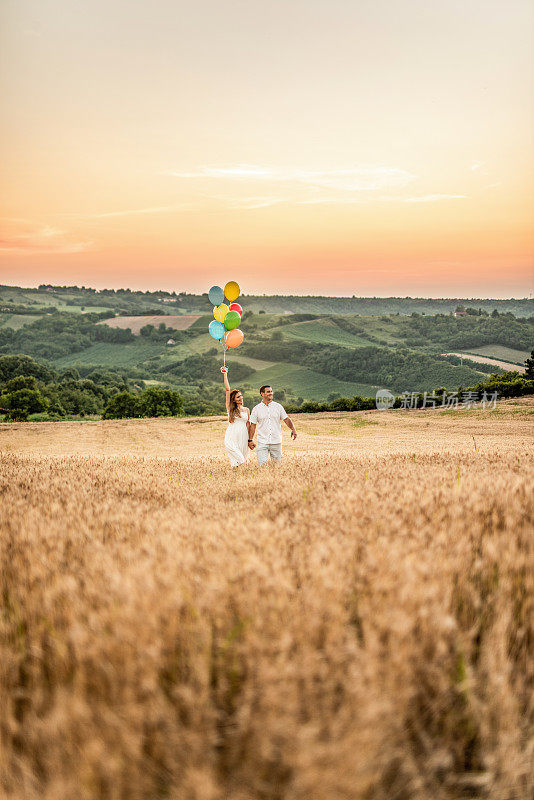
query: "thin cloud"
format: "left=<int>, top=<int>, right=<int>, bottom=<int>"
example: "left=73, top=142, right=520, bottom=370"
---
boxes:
left=88, top=204, right=191, bottom=218
left=168, top=164, right=416, bottom=192
left=211, top=195, right=287, bottom=209
left=0, top=225, right=93, bottom=254
left=299, top=193, right=469, bottom=205
left=401, top=194, right=469, bottom=203
left=175, top=165, right=274, bottom=179
left=297, top=196, right=367, bottom=205
left=53, top=204, right=193, bottom=220
left=470, top=161, right=489, bottom=175
left=208, top=192, right=469, bottom=209
left=0, top=240, right=92, bottom=255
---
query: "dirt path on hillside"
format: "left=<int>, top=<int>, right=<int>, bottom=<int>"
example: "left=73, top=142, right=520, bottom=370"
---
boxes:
left=443, top=352, right=526, bottom=372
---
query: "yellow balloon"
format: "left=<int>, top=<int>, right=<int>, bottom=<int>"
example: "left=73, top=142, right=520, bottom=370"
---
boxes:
left=224, top=281, right=240, bottom=302
left=214, top=303, right=229, bottom=322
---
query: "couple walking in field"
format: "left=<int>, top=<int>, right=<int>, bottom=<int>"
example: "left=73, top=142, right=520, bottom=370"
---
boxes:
left=221, top=366, right=297, bottom=467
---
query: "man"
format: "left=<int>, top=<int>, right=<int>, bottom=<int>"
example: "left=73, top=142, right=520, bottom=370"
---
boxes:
left=248, top=384, right=297, bottom=465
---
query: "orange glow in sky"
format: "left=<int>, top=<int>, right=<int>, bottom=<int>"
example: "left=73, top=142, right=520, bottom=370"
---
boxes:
left=1, top=0, right=533, bottom=297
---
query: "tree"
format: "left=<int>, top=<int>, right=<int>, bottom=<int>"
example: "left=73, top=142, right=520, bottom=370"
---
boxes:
left=139, top=387, right=183, bottom=417
left=4, top=375, right=38, bottom=392
left=525, top=349, right=534, bottom=379
left=102, top=387, right=183, bottom=419
left=0, top=388, right=47, bottom=421
left=102, top=391, right=142, bottom=420
left=140, top=324, right=155, bottom=339
left=0, top=355, right=56, bottom=384
left=60, top=367, right=81, bottom=382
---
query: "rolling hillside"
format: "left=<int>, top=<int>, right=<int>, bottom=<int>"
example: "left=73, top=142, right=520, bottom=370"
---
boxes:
left=1, top=284, right=532, bottom=415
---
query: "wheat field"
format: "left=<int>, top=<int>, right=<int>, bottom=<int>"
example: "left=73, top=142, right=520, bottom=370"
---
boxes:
left=1, top=400, right=533, bottom=800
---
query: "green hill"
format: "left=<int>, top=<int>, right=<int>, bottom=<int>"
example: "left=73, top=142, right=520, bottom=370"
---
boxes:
left=0, top=283, right=532, bottom=416
left=281, top=319, right=373, bottom=348
left=240, top=363, right=377, bottom=400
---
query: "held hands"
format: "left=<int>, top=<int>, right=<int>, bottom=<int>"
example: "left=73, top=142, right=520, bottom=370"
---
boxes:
left=220, top=366, right=228, bottom=374
left=248, top=440, right=256, bottom=450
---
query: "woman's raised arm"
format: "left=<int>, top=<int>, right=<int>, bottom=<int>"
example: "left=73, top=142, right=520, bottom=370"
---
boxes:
left=221, top=366, right=231, bottom=412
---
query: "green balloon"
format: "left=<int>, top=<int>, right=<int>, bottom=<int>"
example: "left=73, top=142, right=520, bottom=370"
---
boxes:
left=224, top=310, right=241, bottom=330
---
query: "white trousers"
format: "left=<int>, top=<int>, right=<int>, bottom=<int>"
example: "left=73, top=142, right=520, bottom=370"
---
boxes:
left=256, top=443, right=282, bottom=465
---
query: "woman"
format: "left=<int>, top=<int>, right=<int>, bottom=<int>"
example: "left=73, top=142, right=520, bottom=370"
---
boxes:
left=221, top=366, right=253, bottom=467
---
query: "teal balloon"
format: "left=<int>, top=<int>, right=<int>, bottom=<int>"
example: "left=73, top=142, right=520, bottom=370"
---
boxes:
left=208, top=285, right=224, bottom=305
left=208, top=320, right=225, bottom=340
left=224, top=310, right=241, bottom=330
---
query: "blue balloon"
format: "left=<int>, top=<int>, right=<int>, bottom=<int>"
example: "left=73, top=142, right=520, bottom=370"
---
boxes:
left=208, top=320, right=225, bottom=340
left=208, top=285, right=224, bottom=305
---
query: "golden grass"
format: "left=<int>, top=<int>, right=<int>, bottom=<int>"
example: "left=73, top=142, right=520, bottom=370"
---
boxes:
left=1, top=399, right=533, bottom=799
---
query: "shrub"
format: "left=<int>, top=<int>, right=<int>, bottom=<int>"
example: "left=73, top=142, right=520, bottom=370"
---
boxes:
left=102, top=391, right=143, bottom=419
left=139, top=387, right=184, bottom=417
left=102, top=387, right=184, bottom=419
left=0, top=387, right=48, bottom=421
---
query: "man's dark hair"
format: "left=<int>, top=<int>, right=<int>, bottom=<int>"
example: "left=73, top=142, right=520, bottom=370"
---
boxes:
left=259, top=384, right=272, bottom=395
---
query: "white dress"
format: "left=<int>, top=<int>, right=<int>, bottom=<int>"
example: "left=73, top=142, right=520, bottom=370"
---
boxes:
left=224, top=408, right=249, bottom=467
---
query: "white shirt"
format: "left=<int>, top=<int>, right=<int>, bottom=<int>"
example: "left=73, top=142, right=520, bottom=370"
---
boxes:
left=250, top=400, right=288, bottom=446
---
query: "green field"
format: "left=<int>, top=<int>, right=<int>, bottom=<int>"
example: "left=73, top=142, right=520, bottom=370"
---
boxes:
left=279, top=316, right=410, bottom=348
left=353, top=315, right=406, bottom=345
left=281, top=319, right=373, bottom=347
left=61, top=305, right=113, bottom=314
left=2, top=284, right=531, bottom=407
left=156, top=334, right=220, bottom=363
left=461, top=344, right=530, bottom=365
left=0, top=314, right=43, bottom=330
left=241, top=363, right=378, bottom=399
left=157, top=341, right=378, bottom=399
left=229, top=355, right=276, bottom=370
left=53, top=342, right=166, bottom=368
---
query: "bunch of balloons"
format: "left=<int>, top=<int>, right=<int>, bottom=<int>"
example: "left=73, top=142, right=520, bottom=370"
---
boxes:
left=207, top=281, right=244, bottom=359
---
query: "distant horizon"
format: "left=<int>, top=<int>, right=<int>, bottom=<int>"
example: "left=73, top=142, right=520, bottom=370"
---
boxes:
left=2, top=280, right=532, bottom=302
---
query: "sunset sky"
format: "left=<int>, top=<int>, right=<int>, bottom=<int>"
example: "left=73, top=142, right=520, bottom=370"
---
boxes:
left=1, top=0, right=533, bottom=297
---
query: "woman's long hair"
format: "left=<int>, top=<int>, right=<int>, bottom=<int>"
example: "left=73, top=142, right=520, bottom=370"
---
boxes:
left=228, top=389, right=242, bottom=423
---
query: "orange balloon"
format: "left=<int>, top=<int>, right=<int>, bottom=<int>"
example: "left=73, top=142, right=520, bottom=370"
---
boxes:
left=225, top=328, right=244, bottom=349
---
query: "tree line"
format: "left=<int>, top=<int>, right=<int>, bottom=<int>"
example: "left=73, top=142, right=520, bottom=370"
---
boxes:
left=0, top=355, right=184, bottom=421
left=397, top=311, right=533, bottom=352
left=3, top=283, right=533, bottom=317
